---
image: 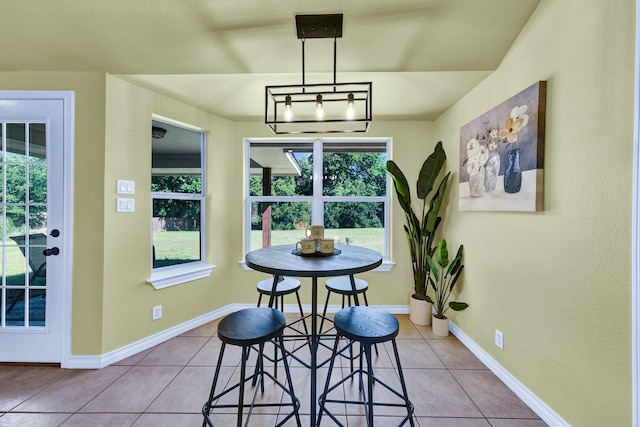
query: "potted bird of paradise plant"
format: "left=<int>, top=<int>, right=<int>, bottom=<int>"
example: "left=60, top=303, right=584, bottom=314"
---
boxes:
left=428, top=238, right=468, bottom=336
left=386, top=141, right=450, bottom=325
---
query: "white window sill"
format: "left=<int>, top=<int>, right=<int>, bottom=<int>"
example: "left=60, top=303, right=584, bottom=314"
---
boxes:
left=147, top=262, right=216, bottom=290
left=239, top=260, right=394, bottom=272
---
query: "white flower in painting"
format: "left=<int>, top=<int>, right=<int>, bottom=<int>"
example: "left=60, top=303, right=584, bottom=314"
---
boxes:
left=488, top=141, right=498, bottom=150
left=466, top=156, right=481, bottom=176
left=478, top=145, right=489, bottom=165
left=499, top=104, right=529, bottom=144
left=512, top=105, right=529, bottom=124
left=466, top=138, right=479, bottom=156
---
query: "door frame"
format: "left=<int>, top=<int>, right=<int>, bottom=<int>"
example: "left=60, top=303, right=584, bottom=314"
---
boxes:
left=632, top=1, right=640, bottom=425
left=0, top=90, right=75, bottom=366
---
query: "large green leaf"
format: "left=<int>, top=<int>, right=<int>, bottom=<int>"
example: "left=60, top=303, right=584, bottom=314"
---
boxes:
left=426, top=173, right=450, bottom=233
left=410, top=210, right=422, bottom=240
left=417, top=141, right=446, bottom=199
left=426, top=216, right=441, bottom=248
left=449, top=301, right=469, bottom=311
left=386, top=161, right=412, bottom=215
left=426, top=255, right=440, bottom=282
left=446, top=244, right=464, bottom=277
left=449, top=265, right=464, bottom=291
left=435, top=239, right=449, bottom=268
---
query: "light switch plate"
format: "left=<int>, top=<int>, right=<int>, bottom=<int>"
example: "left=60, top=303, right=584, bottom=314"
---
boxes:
left=117, top=179, right=135, bottom=194
left=117, top=197, right=135, bottom=212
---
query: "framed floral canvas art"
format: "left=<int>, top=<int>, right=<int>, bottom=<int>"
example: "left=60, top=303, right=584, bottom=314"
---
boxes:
left=459, top=81, right=546, bottom=211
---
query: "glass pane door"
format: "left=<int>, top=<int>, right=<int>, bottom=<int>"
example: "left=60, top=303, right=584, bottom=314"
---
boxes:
left=1, top=122, right=48, bottom=328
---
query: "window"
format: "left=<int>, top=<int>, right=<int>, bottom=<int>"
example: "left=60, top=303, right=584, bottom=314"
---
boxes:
left=246, top=139, right=391, bottom=263
left=148, top=119, right=212, bottom=289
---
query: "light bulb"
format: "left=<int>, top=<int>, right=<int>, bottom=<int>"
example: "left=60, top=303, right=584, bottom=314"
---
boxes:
left=315, top=94, right=325, bottom=120
left=284, top=95, right=293, bottom=122
left=284, top=106, right=293, bottom=122
left=346, top=92, right=355, bottom=120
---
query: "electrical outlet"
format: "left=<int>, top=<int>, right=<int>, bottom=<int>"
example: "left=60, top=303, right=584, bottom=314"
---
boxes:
left=152, top=305, right=162, bottom=320
left=495, top=329, right=504, bottom=349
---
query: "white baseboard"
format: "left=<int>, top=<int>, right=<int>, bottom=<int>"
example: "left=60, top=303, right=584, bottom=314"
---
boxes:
left=449, top=321, right=569, bottom=427
left=64, top=302, right=567, bottom=427
left=64, top=303, right=406, bottom=369
left=64, top=305, right=239, bottom=369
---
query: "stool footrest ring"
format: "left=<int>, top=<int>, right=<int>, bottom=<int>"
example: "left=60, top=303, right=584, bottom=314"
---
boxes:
left=202, top=369, right=300, bottom=427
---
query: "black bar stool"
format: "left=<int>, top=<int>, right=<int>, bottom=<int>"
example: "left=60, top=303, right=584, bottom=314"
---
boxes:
left=319, top=276, right=377, bottom=371
left=317, top=306, right=415, bottom=427
left=201, top=307, right=301, bottom=427
left=319, top=276, right=371, bottom=332
left=256, top=276, right=308, bottom=335
left=257, top=276, right=309, bottom=378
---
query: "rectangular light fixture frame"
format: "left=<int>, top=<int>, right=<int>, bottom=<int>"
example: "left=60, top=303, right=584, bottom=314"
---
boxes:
left=265, top=81, right=372, bottom=134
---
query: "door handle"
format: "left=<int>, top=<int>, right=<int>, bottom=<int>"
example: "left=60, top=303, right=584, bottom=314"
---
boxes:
left=50, top=229, right=60, bottom=237
left=43, top=247, right=60, bottom=256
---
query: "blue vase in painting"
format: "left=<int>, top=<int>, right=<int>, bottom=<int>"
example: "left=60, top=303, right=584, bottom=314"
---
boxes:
left=503, top=148, right=522, bottom=193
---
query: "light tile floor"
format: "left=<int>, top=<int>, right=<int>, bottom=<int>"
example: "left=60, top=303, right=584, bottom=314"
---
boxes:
left=0, top=314, right=548, bottom=426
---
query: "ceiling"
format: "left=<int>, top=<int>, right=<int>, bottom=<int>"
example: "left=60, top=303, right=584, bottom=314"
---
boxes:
left=0, top=0, right=540, bottom=121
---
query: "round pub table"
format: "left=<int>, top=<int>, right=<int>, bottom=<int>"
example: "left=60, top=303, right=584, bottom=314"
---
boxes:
left=245, top=244, right=382, bottom=426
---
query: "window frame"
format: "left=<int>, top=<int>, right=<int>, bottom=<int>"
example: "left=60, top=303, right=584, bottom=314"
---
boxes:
left=243, top=137, right=393, bottom=271
left=147, top=118, right=214, bottom=289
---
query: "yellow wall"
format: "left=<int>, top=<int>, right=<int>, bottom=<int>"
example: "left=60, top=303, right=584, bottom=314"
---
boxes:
left=101, top=75, right=235, bottom=352
left=434, top=1, right=634, bottom=425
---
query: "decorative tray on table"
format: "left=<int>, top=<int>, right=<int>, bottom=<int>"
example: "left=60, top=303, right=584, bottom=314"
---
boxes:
left=291, top=249, right=341, bottom=257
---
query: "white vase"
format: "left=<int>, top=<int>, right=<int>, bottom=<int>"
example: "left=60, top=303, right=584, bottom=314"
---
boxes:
left=432, top=315, right=449, bottom=337
left=468, top=167, right=485, bottom=197
left=409, top=297, right=432, bottom=325
left=484, top=151, right=500, bottom=192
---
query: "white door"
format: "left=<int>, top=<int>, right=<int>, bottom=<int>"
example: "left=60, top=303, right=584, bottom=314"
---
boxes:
left=0, top=92, right=73, bottom=363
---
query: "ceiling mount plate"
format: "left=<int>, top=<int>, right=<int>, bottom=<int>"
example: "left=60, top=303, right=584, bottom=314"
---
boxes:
left=295, top=14, right=343, bottom=39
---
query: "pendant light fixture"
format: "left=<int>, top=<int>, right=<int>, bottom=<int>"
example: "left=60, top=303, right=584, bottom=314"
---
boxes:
left=265, top=14, right=372, bottom=134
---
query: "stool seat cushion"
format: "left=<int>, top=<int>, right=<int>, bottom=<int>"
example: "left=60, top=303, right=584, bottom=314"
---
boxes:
left=218, top=307, right=286, bottom=346
left=257, top=277, right=301, bottom=295
left=334, top=306, right=399, bottom=344
left=325, top=277, right=368, bottom=294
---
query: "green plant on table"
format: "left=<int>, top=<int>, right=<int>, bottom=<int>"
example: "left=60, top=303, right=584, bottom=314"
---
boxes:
left=386, top=141, right=450, bottom=302
left=428, top=239, right=468, bottom=319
